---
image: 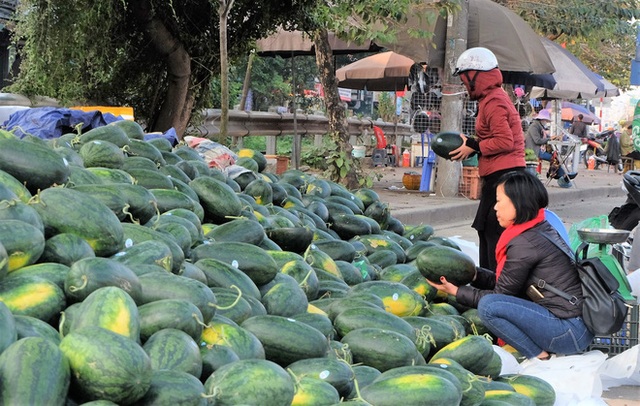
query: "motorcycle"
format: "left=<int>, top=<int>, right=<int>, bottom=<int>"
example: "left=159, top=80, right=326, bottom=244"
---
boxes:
left=607, top=171, right=640, bottom=270
left=609, top=170, right=640, bottom=231
left=582, top=129, right=613, bottom=168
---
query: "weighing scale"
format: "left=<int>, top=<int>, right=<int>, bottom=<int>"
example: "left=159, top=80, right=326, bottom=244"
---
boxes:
left=577, top=228, right=636, bottom=303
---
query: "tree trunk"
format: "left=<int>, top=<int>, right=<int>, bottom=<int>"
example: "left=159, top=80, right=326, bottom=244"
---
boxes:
left=133, top=0, right=193, bottom=139
left=218, top=0, right=233, bottom=145
left=312, top=28, right=358, bottom=189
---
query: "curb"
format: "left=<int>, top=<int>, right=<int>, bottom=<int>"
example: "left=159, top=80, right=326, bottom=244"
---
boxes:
left=384, top=184, right=626, bottom=228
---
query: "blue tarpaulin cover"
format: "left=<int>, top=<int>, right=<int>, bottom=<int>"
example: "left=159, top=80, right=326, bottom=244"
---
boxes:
left=3, top=107, right=121, bottom=139
left=2, top=106, right=178, bottom=146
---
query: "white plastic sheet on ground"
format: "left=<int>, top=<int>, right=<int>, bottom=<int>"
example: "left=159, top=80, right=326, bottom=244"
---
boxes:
left=599, top=345, right=640, bottom=388
left=496, top=342, right=640, bottom=405
left=497, top=346, right=609, bottom=405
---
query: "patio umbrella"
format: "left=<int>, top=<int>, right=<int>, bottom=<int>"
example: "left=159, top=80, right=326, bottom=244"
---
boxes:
left=335, top=51, right=415, bottom=91
left=544, top=101, right=600, bottom=124
left=256, top=28, right=380, bottom=56
left=376, top=0, right=555, bottom=75
left=528, top=39, right=612, bottom=100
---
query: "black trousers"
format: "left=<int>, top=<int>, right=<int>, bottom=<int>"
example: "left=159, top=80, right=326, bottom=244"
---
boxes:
left=472, top=167, right=525, bottom=271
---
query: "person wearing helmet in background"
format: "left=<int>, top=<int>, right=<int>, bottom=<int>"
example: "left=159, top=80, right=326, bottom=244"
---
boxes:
left=525, top=109, right=574, bottom=187
left=448, top=47, right=526, bottom=271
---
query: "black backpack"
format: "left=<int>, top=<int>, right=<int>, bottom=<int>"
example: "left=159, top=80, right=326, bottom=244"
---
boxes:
left=532, top=235, right=630, bottom=336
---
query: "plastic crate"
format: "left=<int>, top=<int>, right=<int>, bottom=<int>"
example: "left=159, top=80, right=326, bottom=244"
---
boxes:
left=459, top=167, right=482, bottom=200
left=587, top=304, right=639, bottom=355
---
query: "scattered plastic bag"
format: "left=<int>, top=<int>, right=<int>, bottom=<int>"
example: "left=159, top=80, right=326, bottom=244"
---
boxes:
left=492, top=345, right=521, bottom=375
left=568, top=215, right=610, bottom=252
left=518, top=350, right=609, bottom=405
left=599, top=344, right=640, bottom=388
left=184, top=136, right=237, bottom=169
left=225, top=164, right=254, bottom=181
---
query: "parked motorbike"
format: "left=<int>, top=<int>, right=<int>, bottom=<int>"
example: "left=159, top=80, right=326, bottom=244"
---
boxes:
left=609, top=170, right=640, bottom=231
left=582, top=129, right=613, bottom=168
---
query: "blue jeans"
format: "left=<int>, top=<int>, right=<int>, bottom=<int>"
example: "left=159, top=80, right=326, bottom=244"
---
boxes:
left=478, top=294, right=594, bottom=359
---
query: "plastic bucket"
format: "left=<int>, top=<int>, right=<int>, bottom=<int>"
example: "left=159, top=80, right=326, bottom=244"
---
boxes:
left=352, top=145, right=366, bottom=158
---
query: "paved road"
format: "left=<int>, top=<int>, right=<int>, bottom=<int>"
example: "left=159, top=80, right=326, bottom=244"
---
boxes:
left=435, top=189, right=630, bottom=245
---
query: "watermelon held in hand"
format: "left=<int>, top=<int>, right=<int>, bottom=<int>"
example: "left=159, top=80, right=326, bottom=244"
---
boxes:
left=415, top=244, right=476, bottom=286
left=431, top=131, right=463, bottom=160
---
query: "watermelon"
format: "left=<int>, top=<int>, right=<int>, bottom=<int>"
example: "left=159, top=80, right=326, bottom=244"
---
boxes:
left=0, top=137, right=70, bottom=193
left=143, top=328, right=203, bottom=378
left=200, top=321, right=266, bottom=361
left=59, top=326, right=152, bottom=405
left=431, top=131, right=464, bottom=159
left=68, top=286, right=140, bottom=342
left=138, top=298, right=204, bottom=342
left=0, top=275, right=66, bottom=322
left=416, top=244, right=477, bottom=286
left=240, top=315, right=330, bottom=366
left=0, top=219, right=45, bottom=272
left=0, top=337, right=70, bottom=406
left=360, top=368, right=462, bottom=405
left=203, top=359, right=295, bottom=406
left=340, top=327, right=425, bottom=372
left=498, top=374, right=556, bottom=406
left=0, top=301, right=16, bottom=353
left=287, top=357, right=356, bottom=398
left=31, top=187, right=124, bottom=257
left=135, top=369, right=207, bottom=406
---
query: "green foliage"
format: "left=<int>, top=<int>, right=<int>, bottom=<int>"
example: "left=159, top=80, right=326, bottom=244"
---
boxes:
left=524, top=148, right=538, bottom=162
left=301, top=142, right=329, bottom=170
left=210, top=75, right=244, bottom=110
left=8, top=0, right=315, bottom=130
left=377, top=92, right=396, bottom=122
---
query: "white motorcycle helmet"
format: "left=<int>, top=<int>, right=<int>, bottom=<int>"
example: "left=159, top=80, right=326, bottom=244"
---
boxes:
left=453, top=47, right=499, bottom=76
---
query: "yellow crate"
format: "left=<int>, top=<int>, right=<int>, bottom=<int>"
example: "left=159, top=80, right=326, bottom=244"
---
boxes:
left=70, top=106, right=134, bottom=120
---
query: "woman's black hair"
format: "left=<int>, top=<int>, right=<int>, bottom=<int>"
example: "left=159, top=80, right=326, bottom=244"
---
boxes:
left=498, top=170, right=548, bottom=224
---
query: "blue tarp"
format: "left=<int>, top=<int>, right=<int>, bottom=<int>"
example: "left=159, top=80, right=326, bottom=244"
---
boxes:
left=3, top=107, right=122, bottom=139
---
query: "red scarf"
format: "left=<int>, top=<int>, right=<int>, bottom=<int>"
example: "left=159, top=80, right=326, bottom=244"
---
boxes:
left=494, top=208, right=546, bottom=280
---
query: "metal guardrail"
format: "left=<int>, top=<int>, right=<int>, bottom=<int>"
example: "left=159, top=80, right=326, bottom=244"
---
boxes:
left=195, top=108, right=413, bottom=145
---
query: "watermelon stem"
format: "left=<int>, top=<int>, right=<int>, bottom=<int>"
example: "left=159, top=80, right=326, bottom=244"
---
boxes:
left=121, top=204, right=139, bottom=224
left=416, top=325, right=436, bottom=348
left=67, top=274, right=88, bottom=292
left=349, top=378, right=373, bottom=405
left=192, top=313, right=207, bottom=329
left=73, top=122, right=84, bottom=136
left=27, top=192, right=42, bottom=206
left=58, top=311, right=67, bottom=339
left=211, top=285, right=242, bottom=310
left=298, top=270, right=313, bottom=289
left=470, top=321, right=479, bottom=336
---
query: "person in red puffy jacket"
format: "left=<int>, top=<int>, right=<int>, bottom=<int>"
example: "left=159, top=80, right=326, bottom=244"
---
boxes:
left=448, top=47, right=526, bottom=271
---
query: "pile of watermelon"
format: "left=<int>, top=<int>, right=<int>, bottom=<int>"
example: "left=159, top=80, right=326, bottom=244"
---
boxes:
left=0, top=122, right=556, bottom=405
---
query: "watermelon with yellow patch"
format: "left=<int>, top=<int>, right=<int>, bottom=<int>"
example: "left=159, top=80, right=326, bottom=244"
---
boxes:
left=237, top=148, right=268, bottom=172
left=0, top=275, right=66, bottom=322
left=0, top=219, right=45, bottom=272
left=348, top=280, right=425, bottom=317
left=303, top=244, right=342, bottom=279
left=430, top=335, right=495, bottom=375
left=67, top=286, right=140, bottom=342
left=497, top=374, right=556, bottom=406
